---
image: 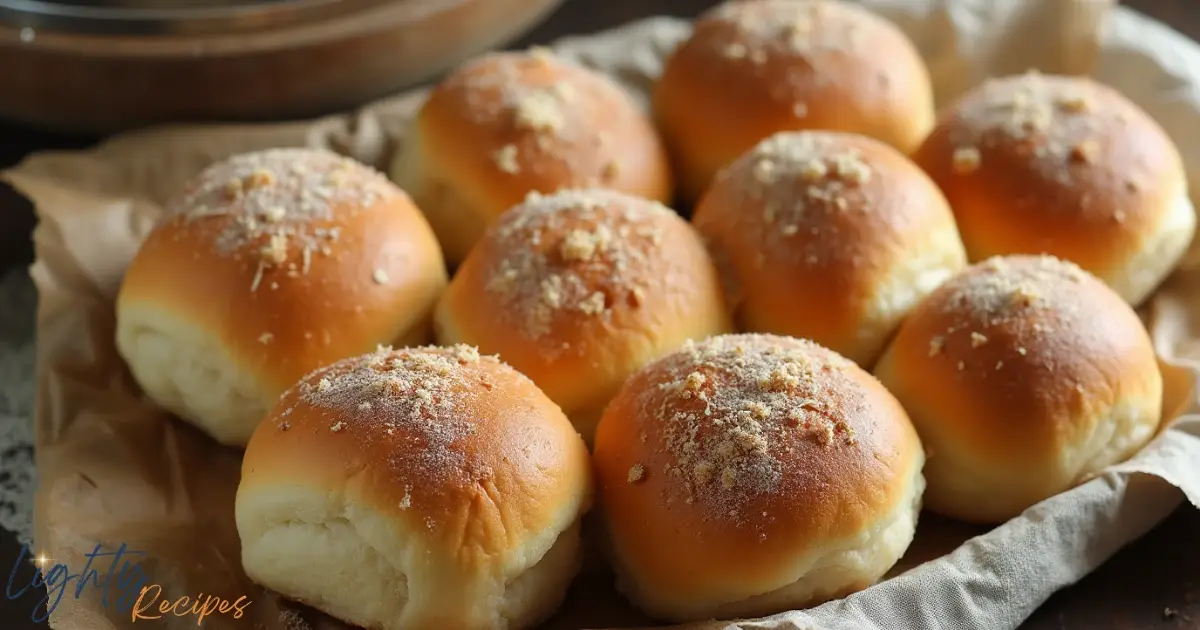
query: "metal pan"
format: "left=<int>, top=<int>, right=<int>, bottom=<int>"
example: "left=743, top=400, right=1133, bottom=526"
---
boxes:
left=0, top=0, right=565, bottom=132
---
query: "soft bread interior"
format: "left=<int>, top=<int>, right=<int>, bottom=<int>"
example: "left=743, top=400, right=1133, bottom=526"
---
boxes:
left=391, top=124, right=495, bottom=265
left=614, top=454, right=926, bottom=622
left=237, top=482, right=583, bottom=630
left=1108, top=189, right=1196, bottom=306
left=855, top=225, right=965, bottom=367
left=115, top=303, right=268, bottom=446
left=1063, top=388, right=1163, bottom=486
left=895, top=373, right=1161, bottom=524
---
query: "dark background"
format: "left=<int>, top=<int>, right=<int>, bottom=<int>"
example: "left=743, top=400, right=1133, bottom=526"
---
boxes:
left=1, top=1, right=1199, bottom=628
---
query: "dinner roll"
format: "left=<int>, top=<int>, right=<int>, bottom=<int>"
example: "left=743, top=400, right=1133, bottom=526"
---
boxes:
left=913, top=71, right=1196, bottom=306
left=115, top=149, right=447, bottom=447
left=694, top=131, right=967, bottom=367
left=236, top=345, right=592, bottom=630
left=654, top=0, right=934, bottom=202
left=874, top=255, right=1163, bottom=524
left=392, top=49, right=673, bottom=265
left=593, top=334, right=925, bottom=622
left=435, top=188, right=732, bottom=442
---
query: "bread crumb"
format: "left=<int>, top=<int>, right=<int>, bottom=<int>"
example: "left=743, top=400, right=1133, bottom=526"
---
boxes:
left=798, top=158, right=828, bottom=181
left=929, top=335, right=945, bottom=356
left=629, top=286, right=645, bottom=307
left=644, top=336, right=860, bottom=524
left=258, top=332, right=273, bottom=345
left=245, top=169, right=275, bottom=189
left=970, top=332, right=988, bottom=347
left=455, top=345, right=481, bottom=364
left=628, top=464, right=646, bottom=484
left=1070, top=140, right=1099, bottom=164
left=330, top=421, right=346, bottom=432
left=398, top=488, right=412, bottom=509
left=753, top=159, right=778, bottom=185
left=514, top=91, right=566, bottom=132
left=832, top=153, right=871, bottom=185
left=559, top=226, right=611, bottom=262
left=260, top=234, right=288, bottom=265
left=1057, top=94, right=1089, bottom=112
left=1017, top=347, right=1027, bottom=356
left=541, top=276, right=564, bottom=308
left=1011, top=286, right=1038, bottom=307
left=483, top=189, right=676, bottom=342
left=493, top=145, right=520, bottom=174
left=550, top=81, right=577, bottom=102
left=224, top=178, right=244, bottom=200
left=578, top=291, right=606, bottom=315
left=952, top=147, right=982, bottom=174
left=262, top=205, right=286, bottom=222
left=723, top=43, right=748, bottom=59
left=373, top=269, right=389, bottom=285
left=793, top=102, right=808, bottom=118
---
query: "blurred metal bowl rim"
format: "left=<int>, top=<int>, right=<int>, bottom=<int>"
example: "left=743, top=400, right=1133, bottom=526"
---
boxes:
left=0, top=0, right=504, bottom=57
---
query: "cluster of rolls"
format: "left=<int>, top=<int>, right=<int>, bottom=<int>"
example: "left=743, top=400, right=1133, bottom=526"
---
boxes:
left=112, top=1, right=1191, bottom=628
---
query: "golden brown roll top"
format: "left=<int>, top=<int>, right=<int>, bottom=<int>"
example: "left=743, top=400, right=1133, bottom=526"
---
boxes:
left=694, top=131, right=967, bottom=367
left=393, top=49, right=674, bottom=265
left=655, top=0, right=934, bottom=201
left=115, top=148, right=447, bottom=447
left=236, top=345, right=592, bottom=630
left=593, top=334, right=925, bottom=622
left=874, top=255, right=1163, bottom=524
left=914, top=72, right=1195, bottom=306
left=434, top=188, right=732, bottom=442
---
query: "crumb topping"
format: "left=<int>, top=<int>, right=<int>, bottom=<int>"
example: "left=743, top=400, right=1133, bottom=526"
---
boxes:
left=945, top=73, right=1129, bottom=212
left=482, top=189, right=679, bottom=345
left=285, top=344, right=496, bottom=485
left=634, top=334, right=863, bottom=524
left=718, top=132, right=880, bottom=267
left=163, top=148, right=395, bottom=292
left=952, top=147, right=982, bottom=174
left=926, top=255, right=1089, bottom=370
left=493, top=144, right=521, bottom=174
left=445, top=51, right=633, bottom=185
left=628, top=463, right=646, bottom=484
left=705, top=0, right=866, bottom=65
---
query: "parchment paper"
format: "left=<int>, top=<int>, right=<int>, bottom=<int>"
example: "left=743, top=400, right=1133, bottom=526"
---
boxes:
left=5, top=1, right=1200, bottom=629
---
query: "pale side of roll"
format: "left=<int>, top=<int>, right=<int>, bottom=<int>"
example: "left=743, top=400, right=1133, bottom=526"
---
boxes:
left=694, top=131, right=967, bottom=367
left=115, top=148, right=448, bottom=447
left=655, top=0, right=935, bottom=201
left=914, top=71, right=1196, bottom=306
left=875, top=255, right=1163, bottom=524
left=593, top=334, right=925, bottom=621
left=435, top=188, right=732, bottom=443
left=236, top=345, right=593, bottom=630
left=393, top=49, right=673, bottom=265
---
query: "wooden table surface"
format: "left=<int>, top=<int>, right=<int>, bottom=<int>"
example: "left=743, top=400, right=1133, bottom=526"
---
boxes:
left=1, top=1, right=1198, bottom=629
